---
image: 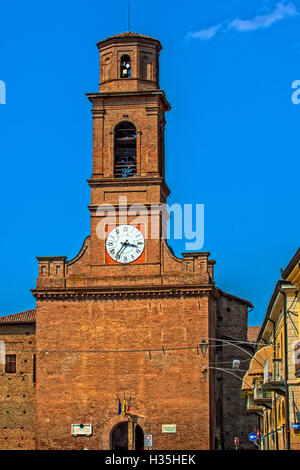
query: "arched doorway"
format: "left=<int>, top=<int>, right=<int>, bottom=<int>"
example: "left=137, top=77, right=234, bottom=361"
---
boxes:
left=111, top=422, right=128, bottom=450
left=135, top=424, right=144, bottom=450
left=111, top=422, right=144, bottom=450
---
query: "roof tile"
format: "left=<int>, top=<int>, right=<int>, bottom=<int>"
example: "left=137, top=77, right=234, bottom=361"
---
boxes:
left=0, top=309, right=36, bottom=324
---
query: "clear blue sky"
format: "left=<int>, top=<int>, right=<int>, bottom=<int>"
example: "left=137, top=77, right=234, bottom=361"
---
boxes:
left=0, top=0, right=299, bottom=327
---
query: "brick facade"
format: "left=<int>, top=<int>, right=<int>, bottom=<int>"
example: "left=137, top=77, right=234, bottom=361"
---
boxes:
left=214, top=296, right=259, bottom=449
left=0, top=314, right=35, bottom=450
left=0, top=32, right=257, bottom=450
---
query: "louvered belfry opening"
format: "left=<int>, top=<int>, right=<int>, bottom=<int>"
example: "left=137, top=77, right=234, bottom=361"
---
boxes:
left=114, top=122, right=137, bottom=178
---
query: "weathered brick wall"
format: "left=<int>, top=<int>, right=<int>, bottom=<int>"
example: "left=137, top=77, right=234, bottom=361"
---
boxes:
left=35, top=295, right=215, bottom=450
left=215, top=295, right=259, bottom=450
left=0, top=324, right=35, bottom=449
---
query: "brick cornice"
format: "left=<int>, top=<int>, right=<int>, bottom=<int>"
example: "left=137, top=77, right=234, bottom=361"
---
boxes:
left=86, top=90, right=171, bottom=111
left=96, top=33, right=162, bottom=51
left=87, top=176, right=170, bottom=196
left=31, top=285, right=214, bottom=301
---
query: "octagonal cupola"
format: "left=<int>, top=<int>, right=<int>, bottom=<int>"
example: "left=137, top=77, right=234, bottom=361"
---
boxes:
left=97, top=32, right=162, bottom=92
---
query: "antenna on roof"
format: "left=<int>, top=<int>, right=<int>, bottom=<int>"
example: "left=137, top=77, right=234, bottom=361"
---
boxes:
left=128, top=2, right=130, bottom=31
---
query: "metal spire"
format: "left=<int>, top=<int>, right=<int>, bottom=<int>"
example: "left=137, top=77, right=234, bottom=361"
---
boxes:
left=128, top=2, right=130, bottom=31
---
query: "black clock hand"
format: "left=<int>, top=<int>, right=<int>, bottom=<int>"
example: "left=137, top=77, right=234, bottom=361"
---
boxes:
left=122, top=243, right=138, bottom=248
left=116, top=240, right=128, bottom=259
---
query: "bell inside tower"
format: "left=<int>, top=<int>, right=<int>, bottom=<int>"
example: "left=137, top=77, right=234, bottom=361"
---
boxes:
left=120, top=55, right=131, bottom=78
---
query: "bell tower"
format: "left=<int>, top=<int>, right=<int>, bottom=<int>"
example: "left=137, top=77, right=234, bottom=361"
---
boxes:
left=33, top=32, right=221, bottom=451
left=86, top=32, right=171, bottom=272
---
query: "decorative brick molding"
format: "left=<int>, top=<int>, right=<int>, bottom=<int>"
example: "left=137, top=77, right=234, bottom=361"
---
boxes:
left=32, top=286, right=214, bottom=301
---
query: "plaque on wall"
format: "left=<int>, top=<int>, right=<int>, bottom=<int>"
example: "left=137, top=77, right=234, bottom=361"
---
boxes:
left=162, top=424, right=176, bottom=433
left=71, top=424, right=92, bottom=436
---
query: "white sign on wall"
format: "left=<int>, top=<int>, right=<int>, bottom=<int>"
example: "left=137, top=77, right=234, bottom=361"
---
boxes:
left=144, top=434, right=153, bottom=447
left=71, top=424, right=92, bottom=436
left=162, top=424, right=176, bottom=433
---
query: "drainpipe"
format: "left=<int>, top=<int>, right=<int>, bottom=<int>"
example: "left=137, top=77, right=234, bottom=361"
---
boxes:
left=265, top=411, right=269, bottom=450
left=281, top=289, right=291, bottom=451
left=269, top=319, right=279, bottom=450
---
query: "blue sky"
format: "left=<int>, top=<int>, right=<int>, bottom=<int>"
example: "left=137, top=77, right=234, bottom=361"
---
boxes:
left=0, top=0, right=299, bottom=327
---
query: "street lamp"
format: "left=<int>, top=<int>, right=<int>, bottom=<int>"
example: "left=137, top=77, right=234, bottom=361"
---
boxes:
left=199, top=337, right=267, bottom=368
left=232, top=360, right=241, bottom=369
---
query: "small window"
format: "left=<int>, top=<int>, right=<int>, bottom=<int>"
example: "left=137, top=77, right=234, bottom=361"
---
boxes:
left=120, top=55, right=131, bottom=79
left=5, top=354, right=16, bottom=374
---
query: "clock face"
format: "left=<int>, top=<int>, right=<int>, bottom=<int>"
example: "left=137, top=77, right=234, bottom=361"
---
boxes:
left=106, top=225, right=145, bottom=264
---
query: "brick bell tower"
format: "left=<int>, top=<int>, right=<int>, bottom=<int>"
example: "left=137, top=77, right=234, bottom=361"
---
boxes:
left=87, top=32, right=170, bottom=272
left=33, top=32, right=217, bottom=450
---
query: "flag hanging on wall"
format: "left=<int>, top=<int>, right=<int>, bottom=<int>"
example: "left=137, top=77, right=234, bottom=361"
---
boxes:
left=127, top=396, right=131, bottom=412
left=122, top=400, right=127, bottom=416
left=117, top=396, right=121, bottom=415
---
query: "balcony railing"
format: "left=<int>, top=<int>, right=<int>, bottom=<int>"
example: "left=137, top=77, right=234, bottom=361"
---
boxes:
left=254, top=384, right=272, bottom=408
left=264, top=361, right=285, bottom=395
left=246, top=394, right=264, bottom=414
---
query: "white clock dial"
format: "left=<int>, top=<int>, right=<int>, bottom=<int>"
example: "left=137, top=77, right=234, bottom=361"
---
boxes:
left=106, top=225, right=145, bottom=264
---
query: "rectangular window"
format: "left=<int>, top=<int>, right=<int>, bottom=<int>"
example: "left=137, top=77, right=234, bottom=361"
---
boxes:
left=5, top=354, right=16, bottom=373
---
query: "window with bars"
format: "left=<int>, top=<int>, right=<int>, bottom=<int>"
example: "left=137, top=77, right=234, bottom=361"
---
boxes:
left=5, top=354, right=16, bottom=373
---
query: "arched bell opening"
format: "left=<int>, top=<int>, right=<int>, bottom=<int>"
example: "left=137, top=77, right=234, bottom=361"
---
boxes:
left=114, top=122, right=137, bottom=178
left=120, top=55, right=131, bottom=79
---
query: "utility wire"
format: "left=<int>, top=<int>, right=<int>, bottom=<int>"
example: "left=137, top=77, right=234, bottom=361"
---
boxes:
left=2, top=338, right=267, bottom=355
